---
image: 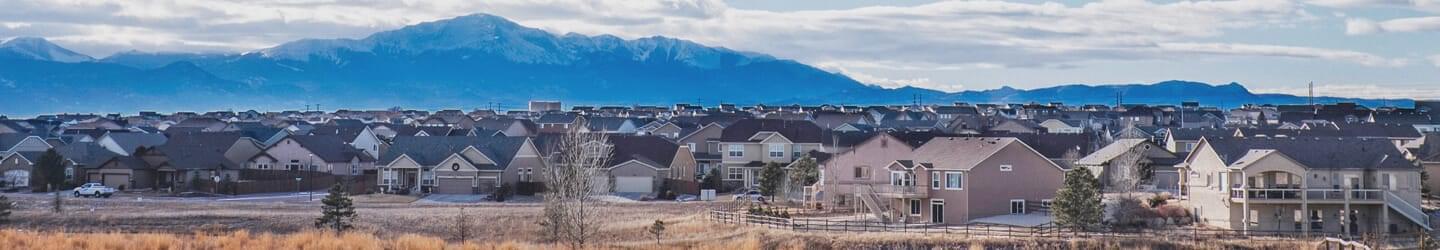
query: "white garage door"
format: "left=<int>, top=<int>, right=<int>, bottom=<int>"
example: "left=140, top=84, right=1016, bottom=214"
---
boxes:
left=3, top=170, right=29, bottom=187
left=614, top=176, right=654, bottom=193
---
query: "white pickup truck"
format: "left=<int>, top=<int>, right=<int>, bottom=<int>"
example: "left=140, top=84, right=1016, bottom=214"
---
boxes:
left=72, top=183, right=116, bottom=198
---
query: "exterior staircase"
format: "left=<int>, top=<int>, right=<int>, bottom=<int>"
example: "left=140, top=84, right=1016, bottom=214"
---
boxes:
left=857, top=185, right=894, bottom=223
left=1384, top=191, right=1433, bottom=231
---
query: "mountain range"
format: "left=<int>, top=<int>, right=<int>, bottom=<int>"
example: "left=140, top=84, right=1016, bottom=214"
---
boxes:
left=0, top=14, right=1413, bottom=115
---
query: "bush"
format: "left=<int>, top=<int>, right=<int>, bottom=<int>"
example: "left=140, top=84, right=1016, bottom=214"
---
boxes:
left=515, top=182, right=546, bottom=195
left=1147, top=193, right=1170, bottom=208
left=492, top=184, right=513, bottom=202
left=1156, top=205, right=1192, bottom=225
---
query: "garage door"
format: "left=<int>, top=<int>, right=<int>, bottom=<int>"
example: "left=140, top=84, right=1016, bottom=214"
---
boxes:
left=433, top=177, right=474, bottom=194
left=614, top=176, right=654, bottom=193
left=3, top=170, right=29, bottom=187
left=102, top=174, right=129, bottom=189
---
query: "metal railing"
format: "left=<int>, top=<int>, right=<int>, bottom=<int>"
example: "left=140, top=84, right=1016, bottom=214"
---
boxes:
left=1227, top=188, right=1383, bottom=201
left=866, top=184, right=930, bottom=197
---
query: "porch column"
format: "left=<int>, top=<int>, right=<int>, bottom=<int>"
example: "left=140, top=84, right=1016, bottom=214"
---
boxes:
left=1301, top=188, right=1309, bottom=236
left=1381, top=204, right=1390, bottom=234
left=1240, top=171, right=1249, bottom=233
left=417, top=168, right=424, bottom=192
left=1342, top=187, right=1351, bottom=236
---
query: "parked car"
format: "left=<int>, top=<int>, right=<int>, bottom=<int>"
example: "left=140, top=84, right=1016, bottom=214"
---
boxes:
left=732, top=189, right=765, bottom=201
left=72, top=183, right=116, bottom=198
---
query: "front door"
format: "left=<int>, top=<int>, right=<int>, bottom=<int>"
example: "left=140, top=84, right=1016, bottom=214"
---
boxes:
left=930, top=200, right=945, bottom=223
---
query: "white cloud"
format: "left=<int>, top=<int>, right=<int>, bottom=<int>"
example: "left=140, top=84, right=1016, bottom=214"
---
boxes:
left=1156, top=42, right=1406, bottom=67
left=0, top=0, right=1414, bottom=91
left=1430, top=54, right=1440, bottom=67
left=1345, top=16, right=1440, bottom=34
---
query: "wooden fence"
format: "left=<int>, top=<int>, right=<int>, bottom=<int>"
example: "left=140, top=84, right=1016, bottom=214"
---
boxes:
left=707, top=210, right=1425, bottom=245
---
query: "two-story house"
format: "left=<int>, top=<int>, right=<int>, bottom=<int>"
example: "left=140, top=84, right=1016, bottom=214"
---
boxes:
left=864, top=137, right=1065, bottom=225
left=1179, top=137, right=1431, bottom=235
left=718, top=119, right=824, bottom=188
left=591, top=135, right=696, bottom=194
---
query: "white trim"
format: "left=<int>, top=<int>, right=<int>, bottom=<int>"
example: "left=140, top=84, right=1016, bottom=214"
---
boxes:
left=608, top=159, right=664, bottom=170
left=436, top=154, right=480, bottom=172
left=1009, top=199, right=1026, bottom=214
left=385, top=154, right=423, bottom=169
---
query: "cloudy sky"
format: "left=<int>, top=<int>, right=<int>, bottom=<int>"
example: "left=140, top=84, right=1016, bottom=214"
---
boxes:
left=2, top=0, right=1438, bottom=99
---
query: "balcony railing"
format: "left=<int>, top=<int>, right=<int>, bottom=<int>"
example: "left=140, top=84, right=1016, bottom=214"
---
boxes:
left=866, top=184, right=930, bottom=198
left=1229, top=188, right=1383, bottom=201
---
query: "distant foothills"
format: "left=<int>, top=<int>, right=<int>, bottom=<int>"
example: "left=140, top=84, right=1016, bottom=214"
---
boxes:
left=0, top=13, right=1418, bottom=115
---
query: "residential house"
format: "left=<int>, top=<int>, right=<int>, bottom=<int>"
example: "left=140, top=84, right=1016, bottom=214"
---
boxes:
left=246, top=135, right=376, bottom=176
left=86, top=155, right=156, bottom=190
left=1073, top=139, right=1180, bottom=192
left=592, top=135, right=697, bottom=194
left=1038, top=119, right=1084, bottom=134
left=865, top=137, right=1065, bottom=225
left=676, top=122, right=726, bottom=178
left=1180, top=137, right=1430, bottom=234
left=309, top=125, right=384, bottom=159
left=0, top=151, right=44, bottom=188
left=137, top=132, right=255, bottom=189
left=818, top=132, right=940, bottom=211
left=377, top=136, right=542, bottom=194
left=719, top=119, right=825, bottom=188
left=1164, top=128, right=1233, bottom=154
left=536, top=113, right=586, bottom=133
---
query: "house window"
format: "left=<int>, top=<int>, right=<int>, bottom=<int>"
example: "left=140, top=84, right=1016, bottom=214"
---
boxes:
left=890, top=172, right=914, bottom=186
left=687, top=143, right=696, bottom=152
left=768, top=144, right=784, bottom=158
left=1041, top=199, right=1053, bottom=208
left=945, top=172, right=963, bottom=190
left=350, top=164, right=359, bottom=175
left=285, top=163, right=301, bottom=171
left=1010, top=200, right=1026, bottom=214
left=382, top=169, right=396, bottom=185
left=422, top=171, right=435, bottom=185
left=256, top=163, right=272, bottom=170
left=727, top=167, right=745, bottom=180
left=519, top=168, right=533, bottom=182
left=853, top=166, right=869, bottom=179
left=727, top=145, right=744, bottom=157
left=931, top=172, right=941, bottom=189
left=909, top=199, right=922, bottom=215
left=999, top=164, right=1013, bottom=172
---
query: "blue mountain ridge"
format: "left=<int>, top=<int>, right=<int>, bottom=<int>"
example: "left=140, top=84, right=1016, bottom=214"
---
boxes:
left=0, top=13, right=1413, bottom=115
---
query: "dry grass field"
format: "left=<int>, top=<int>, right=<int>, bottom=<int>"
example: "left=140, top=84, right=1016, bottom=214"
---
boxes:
left=0, top=194, right=1322, bottom=249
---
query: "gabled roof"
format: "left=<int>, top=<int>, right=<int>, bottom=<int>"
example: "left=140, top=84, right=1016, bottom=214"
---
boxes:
left=380, top=136, right=528, bottom=170
left=2, top=151, right=44, bottom=165
left=152, top=132, right=245, bottom=170
left=1074, top=139, right=1169, bottom=166
left=0, top=134, right=44, bottom=152
left=607, top=135, right=681, bottom=168
left=911, top=137, right=1022, bottom=170
left=1166, top=128, right=1234, bottom=141
left=1198, top=137, right=1415, bottom=170
left=170, top=117, right=225, bottom=128
left=720, top=119, right=823, bottom=143
left=54, top=142, right=117, bottom=167
left=536, top=113, right=580, bottom=124
left=309, top=125, right=368, bottom=143
left=283, top=135, right=374, bottom=163
left=104, top=132, right=167, bottom=154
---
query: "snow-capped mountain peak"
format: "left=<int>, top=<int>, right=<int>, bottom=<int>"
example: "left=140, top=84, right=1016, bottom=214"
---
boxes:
left=0, top=37, right=95, bottom=63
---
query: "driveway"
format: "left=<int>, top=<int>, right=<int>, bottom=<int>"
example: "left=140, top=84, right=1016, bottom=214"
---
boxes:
left=416, top=194, right=488, bottom=204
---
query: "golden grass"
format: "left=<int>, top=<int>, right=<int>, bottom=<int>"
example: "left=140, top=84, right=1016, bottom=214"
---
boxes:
left=0, top=227, right=1320, bottom=250
left=350, top=194, right=421, bottom=204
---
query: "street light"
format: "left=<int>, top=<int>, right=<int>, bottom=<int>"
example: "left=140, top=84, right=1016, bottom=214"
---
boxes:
left=308, top=153, right=315, bottom=202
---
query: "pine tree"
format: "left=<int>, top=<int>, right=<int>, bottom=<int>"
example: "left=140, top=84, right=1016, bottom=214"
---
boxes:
left=647, top=219, right=666, bottom=245
left=314, top=183, right=356, bottom=232
left=32, top=149, right=66, bottom=192
left=757, top=162, right=785, bottom=199
left=702, top=168, right=724, bottom=191
left=788, top=155, right=819, bottom=187
left=1053, top=167, right=1104, bottom=231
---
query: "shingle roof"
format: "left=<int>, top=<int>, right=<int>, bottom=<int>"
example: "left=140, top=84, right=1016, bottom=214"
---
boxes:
left=309, top=125, right=367, bottom=143
left=720, top=119, right=823, bottom=143
left=286, top=135, right=374, bottom=163
left=380, top=136, right=527, bottom=170
left=1167, top=128, right=1234, bottom=141
left=608, top=135, right=679, bottom=168
left=0, top=134, right=40, bottom=151
left=104, top=132, right=168, bottom=154
left=537, top=113, right=580, bottom=124
left=54, top=142, right=117, bottom=167
left=1200, top=137, right=1415, bottom=170
left=152, top=132, right=244, bottom=170
left=911, top=137, right=1018, bottom=170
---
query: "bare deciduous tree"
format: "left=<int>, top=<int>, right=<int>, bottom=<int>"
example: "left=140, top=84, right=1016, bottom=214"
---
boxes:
left=539, top=125, right=612, bottom=248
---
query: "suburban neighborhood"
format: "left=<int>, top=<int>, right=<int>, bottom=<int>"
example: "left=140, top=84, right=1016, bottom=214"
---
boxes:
left=2, top=99, right=1440, bottom=248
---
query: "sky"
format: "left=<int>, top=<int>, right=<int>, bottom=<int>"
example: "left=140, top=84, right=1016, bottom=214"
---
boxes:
left=1, top=0, right=1439, bottom=99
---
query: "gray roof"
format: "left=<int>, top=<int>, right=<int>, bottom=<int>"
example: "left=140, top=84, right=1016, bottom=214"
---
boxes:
left=1199, top=137, right=1416, bottom=170
left=0, top=133, right=41, bottom=151
left=55, top=142, right=118, bottom=167
left=380, top=136, right=528, bottom=170
left=284, top=135, right=374, bottom=163
left=104, top=132, right=168, bottom=154
left=608, top=135, right=679, bottom=168
left=1167, top=128, right=1234, bottom=141
left=152, top=132, right=245, bottom=170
